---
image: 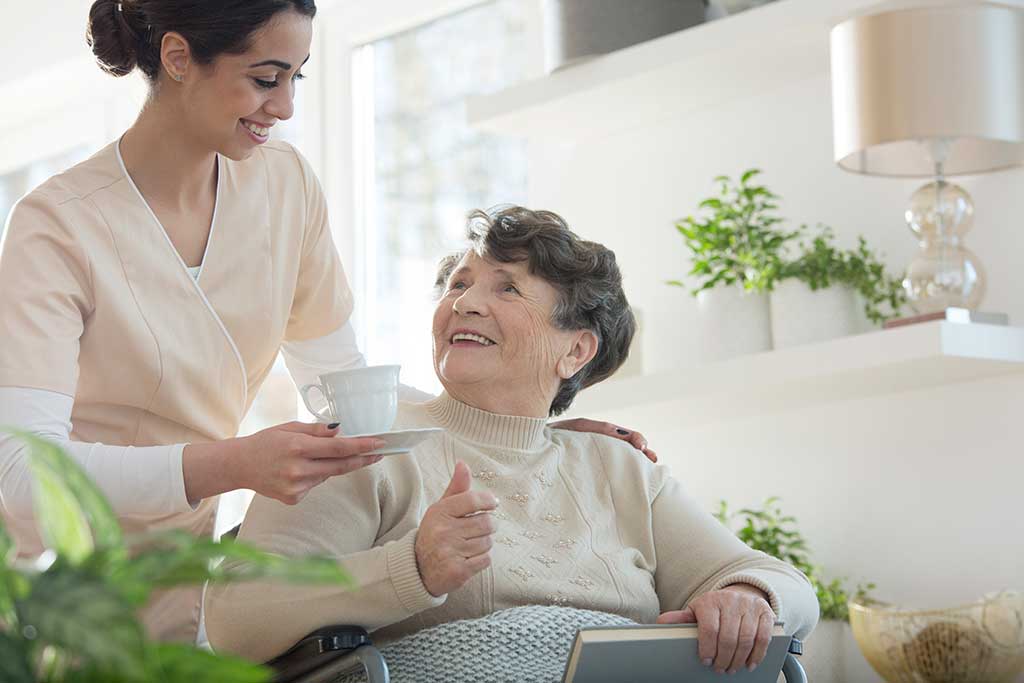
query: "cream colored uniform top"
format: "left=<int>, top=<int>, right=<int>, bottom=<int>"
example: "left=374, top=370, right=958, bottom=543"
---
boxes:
left=0, top=139, right=353, bottom=642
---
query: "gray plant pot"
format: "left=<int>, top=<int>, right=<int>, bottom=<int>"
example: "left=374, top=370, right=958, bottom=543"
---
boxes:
left=542, top=0, right=707, bottom=73
left=718, top=0, right=776, bottom=14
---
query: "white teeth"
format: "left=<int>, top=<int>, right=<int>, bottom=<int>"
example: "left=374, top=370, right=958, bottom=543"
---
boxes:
left=242, top=121, right=270, bottom=137
left=452, top=333, right=495, bottom=346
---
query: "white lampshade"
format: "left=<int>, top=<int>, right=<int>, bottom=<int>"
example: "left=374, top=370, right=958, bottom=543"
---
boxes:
left=830, top=3, right=1024, bottom=177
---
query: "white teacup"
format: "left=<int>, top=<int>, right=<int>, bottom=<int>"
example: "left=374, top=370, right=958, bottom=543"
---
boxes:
left=300, top=365, right=401, bottom=435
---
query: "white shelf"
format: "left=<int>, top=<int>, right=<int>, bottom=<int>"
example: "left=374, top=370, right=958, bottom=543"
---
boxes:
left=565, top=321, right=1024, bottom=425
left=467, top=0, right=1024, bottom=140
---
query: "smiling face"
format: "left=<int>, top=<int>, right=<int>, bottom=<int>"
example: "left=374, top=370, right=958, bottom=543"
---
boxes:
left=432, top=251, right=598, bottom=417
left=164, top=9, right=312, bottom=160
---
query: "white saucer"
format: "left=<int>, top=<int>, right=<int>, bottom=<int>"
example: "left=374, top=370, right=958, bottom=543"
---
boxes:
left=337, top=427, right=444, bottom=455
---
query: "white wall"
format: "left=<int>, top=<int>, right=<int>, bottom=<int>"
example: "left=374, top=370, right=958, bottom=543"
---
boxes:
left=0, top=1, right=92, bottom=86
left=530, top=72, right=1024, bottom=608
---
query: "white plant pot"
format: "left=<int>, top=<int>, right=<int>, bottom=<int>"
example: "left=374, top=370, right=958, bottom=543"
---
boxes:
left=770, top=280, right=872, bottom=350
left=797, top=620, right=880, bottom=683
left=696, top=287, right=772, bottom=362
left=541, top=0, right=705, bottom=73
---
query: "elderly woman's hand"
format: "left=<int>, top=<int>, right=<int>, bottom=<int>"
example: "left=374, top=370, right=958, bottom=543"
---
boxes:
left=415, top=461, right=499, bottom=597
left=656, top=584, right=776, bottom=674
left=548, top=418, right=657, bottom=463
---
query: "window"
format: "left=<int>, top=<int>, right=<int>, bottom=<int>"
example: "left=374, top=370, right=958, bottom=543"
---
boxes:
left=353, top=0, right=536, bottom=394
left=0, top=147, right=90, bottom=239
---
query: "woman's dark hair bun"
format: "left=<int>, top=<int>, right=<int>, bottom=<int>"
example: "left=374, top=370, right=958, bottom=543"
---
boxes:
left=87, top=0, right=143, bottom=77
left=86, top=1, right=317, bottom=83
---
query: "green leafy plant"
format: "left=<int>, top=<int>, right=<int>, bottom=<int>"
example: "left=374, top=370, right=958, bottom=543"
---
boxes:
left=670, top=170, right=906, bottom=325
left=714, top=496, right=874, bottom=622
left=779, top=225, right=907, bottom=325
left=0, top=429, right=354, bottom=683
left=670, top=169, right=801, bottom=295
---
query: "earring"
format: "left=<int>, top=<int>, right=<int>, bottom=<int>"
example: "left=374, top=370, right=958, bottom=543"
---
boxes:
left=174, top=73, right=184, bottom=82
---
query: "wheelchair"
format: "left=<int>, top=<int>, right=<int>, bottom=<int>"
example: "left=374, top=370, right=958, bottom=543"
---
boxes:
left=266, top=624, right=809, bottom=683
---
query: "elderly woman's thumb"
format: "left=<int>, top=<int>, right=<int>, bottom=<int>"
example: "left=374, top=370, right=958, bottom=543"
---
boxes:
left=657, top=608, right=697, bottom=624
left=442, top=461, right=472, bottom=498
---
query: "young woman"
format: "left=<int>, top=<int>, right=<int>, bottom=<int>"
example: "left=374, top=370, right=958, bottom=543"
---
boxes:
left=0, top=0, right=652, bottom=643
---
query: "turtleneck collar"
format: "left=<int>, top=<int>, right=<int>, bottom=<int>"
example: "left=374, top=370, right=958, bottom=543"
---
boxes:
left=425, top=392, right=551, bottom=453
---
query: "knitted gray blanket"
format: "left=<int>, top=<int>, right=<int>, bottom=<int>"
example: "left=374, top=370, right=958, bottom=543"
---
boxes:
left=338, top=606, right=635, bottom=683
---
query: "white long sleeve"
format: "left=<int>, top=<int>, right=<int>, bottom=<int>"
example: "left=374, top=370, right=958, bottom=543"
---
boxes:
left=281, top=321, right=435, bottom=411
left=0, top=386, right=192, bottom=520
left=1, top=322, right=433, bottom=524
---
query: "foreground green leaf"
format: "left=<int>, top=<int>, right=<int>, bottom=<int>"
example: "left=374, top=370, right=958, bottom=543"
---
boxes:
left=111, top=531, right=352, bottom=602
left=0, top=518, right=19, bottom=622
left=0, top=516, right=13, bottom=564
left=149, top=643, right=271, bottom=683
left=16, top=564, right=147, bottom=678
left=9, top=430, right=122, bottom=554
left=28, top=459, right=94, bottom=564
left=0, top=631, right=33, bottom=683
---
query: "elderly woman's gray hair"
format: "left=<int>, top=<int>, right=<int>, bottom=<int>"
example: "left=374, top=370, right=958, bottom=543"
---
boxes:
left=435, top=205, right=636, bottom=416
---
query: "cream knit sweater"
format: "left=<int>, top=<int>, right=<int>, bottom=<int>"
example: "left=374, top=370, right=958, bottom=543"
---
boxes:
left=204, top=394, right=819, bottom=662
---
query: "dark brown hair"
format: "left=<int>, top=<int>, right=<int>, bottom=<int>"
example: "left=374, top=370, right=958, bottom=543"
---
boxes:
left=436, top=205, right=636, bottom=416
left=86, top=0, right=317, bottom=82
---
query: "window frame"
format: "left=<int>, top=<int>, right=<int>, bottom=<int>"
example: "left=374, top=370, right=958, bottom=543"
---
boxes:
left=312, top=0, right=541, bottom=353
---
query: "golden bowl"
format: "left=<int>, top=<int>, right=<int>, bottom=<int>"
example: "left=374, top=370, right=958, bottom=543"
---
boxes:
left=849, top=591, right=1024, bottom=683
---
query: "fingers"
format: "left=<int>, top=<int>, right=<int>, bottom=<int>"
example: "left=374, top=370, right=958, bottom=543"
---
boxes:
left=458, top=534, right=493, bottom=557
left=655, top=608, right=696, bottom=624
left=683, top=590, right=776, bottom=673
left=713, top=606, right=739, bottom=674
left=745, top=610, right=775, bottom=672
left=444, top=490, right=499, bottom=519
left=464, top=551, right=492, bottom=574
left=305, top=435, right=387, bottom=459
left=549, top=420, right=657, bottom=461
left=607, top=424, right=653, bottom=459
left=694, top=604, right=719, bottom=668
left=625, top=430, right=648, bottom=452
left=303, top=453, right=385, bottom=480
left=460, top=510, right=497, bottom=538
left=415, top=516, right=495, bottom=597
left=442, top=461, right=473, bottom=499
left=728, top=611, right=759, bottom=674
left=274, top=420, right=338, bottom=436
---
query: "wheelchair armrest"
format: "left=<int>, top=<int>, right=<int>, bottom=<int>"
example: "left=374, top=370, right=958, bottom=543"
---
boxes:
left=782, top=638, right=807, bottom=683
left=267, top=625, right=373, bottom=683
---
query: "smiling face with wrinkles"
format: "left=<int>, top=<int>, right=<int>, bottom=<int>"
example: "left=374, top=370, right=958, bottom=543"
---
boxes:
left=431, top=251, right=598, bottom=417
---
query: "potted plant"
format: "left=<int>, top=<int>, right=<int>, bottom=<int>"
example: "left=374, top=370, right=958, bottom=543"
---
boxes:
left=771, top=225, right=907, bottom=348
left=670, top=169, right=799, bottom=362
left=0, top=430, right=353, bottom=682
left=715, top=497, right=877, bottom=682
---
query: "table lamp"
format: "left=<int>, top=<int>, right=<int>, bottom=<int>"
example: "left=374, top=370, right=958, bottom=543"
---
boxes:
left=830, top=3, right=1024, bottom=314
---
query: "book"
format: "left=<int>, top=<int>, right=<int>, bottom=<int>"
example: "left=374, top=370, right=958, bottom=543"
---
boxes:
left=561, top=622, right=792, bottom=683
left=883, top=307, right=1009, bottom=329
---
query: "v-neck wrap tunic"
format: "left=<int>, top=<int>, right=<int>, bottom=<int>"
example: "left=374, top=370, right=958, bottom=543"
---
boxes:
left=0, top=139, right=353, bottom=641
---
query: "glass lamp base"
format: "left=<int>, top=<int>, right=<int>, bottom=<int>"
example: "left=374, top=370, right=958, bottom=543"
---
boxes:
left=902, top=179, right=986, bottom=315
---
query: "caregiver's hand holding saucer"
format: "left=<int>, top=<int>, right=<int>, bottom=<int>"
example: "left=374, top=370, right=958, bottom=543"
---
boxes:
left=184, top=422, right=386, bottom=507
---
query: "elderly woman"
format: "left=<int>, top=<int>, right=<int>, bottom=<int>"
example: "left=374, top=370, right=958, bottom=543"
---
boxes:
left=204, top=206, right=818, bottom=674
